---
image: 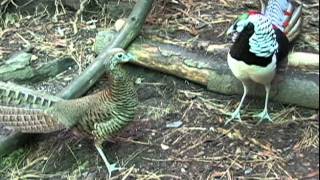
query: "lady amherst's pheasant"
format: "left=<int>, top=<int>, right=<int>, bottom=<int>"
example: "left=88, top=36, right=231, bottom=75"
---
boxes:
left=0, top=48, right=138, bottom=177
left=226, top=0, right=302, bottom=124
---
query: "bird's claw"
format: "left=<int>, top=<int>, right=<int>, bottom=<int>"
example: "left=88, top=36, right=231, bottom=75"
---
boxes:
left=254, top=110, right=272, bottom=124
left=94, top=143, right=123, bottom=179
left=107, top=163, right=122, bottom=178
left=225, top=109, right=242, bottom=125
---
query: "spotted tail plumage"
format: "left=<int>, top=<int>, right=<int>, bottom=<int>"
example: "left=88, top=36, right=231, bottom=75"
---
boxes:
left=0, top=81, right=62, bottom=108
left=0, top=106, right=64, bottom=133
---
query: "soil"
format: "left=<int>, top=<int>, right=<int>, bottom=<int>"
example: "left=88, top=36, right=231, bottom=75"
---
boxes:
left=0, top=0, right=319, bottom=179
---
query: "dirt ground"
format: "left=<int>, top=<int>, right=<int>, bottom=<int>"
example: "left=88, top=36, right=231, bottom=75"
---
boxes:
left=0, top=0, right=319, bottom=179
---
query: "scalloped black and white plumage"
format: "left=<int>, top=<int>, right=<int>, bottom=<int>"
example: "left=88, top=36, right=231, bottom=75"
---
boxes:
left=225, top=0, right=299, bottom=124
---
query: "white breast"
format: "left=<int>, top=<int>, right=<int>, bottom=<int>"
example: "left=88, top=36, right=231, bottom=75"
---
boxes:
left=227, top=53, right=277, bottom=86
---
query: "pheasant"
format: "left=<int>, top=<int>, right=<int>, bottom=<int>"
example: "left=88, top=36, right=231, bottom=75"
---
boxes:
left=225, top=0, right=302, bottom=124
left=0, top=48, right=138, bottom=177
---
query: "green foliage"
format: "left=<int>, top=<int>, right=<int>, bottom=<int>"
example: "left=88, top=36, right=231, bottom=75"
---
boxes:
left=0, top=149, right=28, bottom=177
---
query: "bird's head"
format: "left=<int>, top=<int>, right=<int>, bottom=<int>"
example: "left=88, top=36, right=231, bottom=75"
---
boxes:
left=226, top=12, right=253, bottom=42
left=105, top=48, right=135, bottom=70
left=227, top=13, right=250, bottom=34
left=227, top=12, right=278, bottom=57
left=226, top=11, right=268, bottom=42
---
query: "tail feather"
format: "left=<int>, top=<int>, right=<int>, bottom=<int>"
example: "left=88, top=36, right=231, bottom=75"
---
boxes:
left=283, top=3, right=294, bottom=23
left=265, top=0, right=289, bottom=31
left=0, top=81, right=62, bottom=108
left=285, top=5, right=302, bottom=41
left=0, top=106, right=65, bottom=133
left=260, top=0, right=266, bottom=13
left=287, top=17, right=302, bottom=42
left=263, top=0, right=302, bottom=42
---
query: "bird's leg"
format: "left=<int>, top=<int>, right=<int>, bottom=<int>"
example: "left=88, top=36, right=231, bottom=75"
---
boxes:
left=255, top=85, right=272, bottom=123
left=226, top=82, right=248, bottom=125
left=92, top=120, right=123, bottom=177
left=94, top=142, right=122, bottom=178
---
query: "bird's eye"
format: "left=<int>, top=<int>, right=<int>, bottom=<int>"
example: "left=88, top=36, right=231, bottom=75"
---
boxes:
left=234, top=24, right=238, bottom=31
left=117, top=53, right=124, bottom=58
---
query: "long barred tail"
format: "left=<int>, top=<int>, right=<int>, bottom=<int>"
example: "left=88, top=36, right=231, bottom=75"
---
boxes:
left=0, top=106, right=65, bottom=133
left=264, top=0, right=302, bottom=42
left=0, top=81, right=62, bottom=108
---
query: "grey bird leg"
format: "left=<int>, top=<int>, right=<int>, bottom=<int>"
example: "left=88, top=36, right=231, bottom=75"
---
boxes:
left=225, top=82, right=248, bottom=125
left=255, top=84, right=272, bottom=124
left=94, top=142, right=122, bottom=178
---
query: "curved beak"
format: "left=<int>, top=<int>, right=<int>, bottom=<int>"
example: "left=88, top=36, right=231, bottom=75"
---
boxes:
left=226, top=24, right=235, bottom=35
left=125, top=53, right=136, bottom=62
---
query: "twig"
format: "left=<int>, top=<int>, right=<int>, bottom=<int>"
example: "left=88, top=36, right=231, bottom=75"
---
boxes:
left=72, top=0, right=90, bottom=34
left=220, top=155, right=240, bottom=179
left=178, top=132, right=209, bottom=155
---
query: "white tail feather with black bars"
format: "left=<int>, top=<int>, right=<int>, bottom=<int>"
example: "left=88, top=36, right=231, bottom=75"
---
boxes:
left=262, top=0, right=302, bottom=41
left=264, top=0, right=291, bottom=31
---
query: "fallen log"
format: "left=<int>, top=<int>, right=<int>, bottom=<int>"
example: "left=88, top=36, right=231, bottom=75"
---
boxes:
left=144, top=34, right=319, bottom=71
left=95, top=34, right=319, bottom=109
left=288, top=52, right=319, bottom=70
left=0, top=51, right=75, bottom=82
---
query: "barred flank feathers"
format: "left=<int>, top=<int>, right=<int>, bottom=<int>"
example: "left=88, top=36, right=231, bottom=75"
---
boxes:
left=92, top=67, right=137, bottom=139
left=0, top=106, right=65, bottom=133
left=67, top=64, right=137, bottom=140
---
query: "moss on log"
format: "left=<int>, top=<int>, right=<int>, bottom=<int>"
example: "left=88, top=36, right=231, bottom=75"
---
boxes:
left=0, top=52, right=75, bottom=82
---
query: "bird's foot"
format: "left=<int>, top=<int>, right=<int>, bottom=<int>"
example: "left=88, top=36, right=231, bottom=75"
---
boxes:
left=225, top=109, right=242, bottom=125
left=254, top=110, right=272, bottom=124
left=106, top=163, right=123, bottom=178
left=94, top=143, right=123, bottom=178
